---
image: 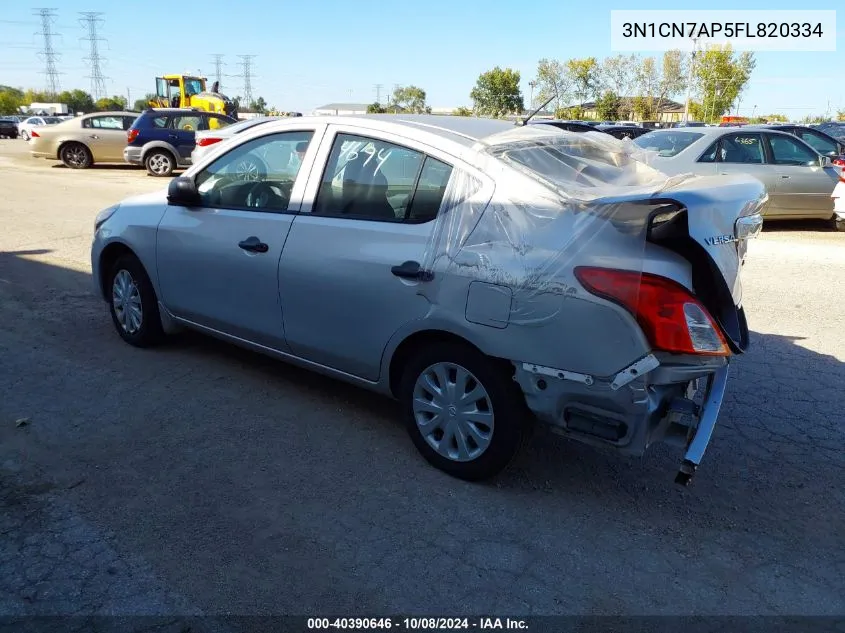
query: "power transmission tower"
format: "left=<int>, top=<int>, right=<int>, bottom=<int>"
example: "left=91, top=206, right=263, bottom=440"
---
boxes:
left=374, top=83, right=383, bottom=105
left=34, top=8, right=61, bottom=96
left=211, top=54, right=225, bottom=89
left=79, top=12, right=108, bottom=101
left=236, top=55, right=256, bottom=107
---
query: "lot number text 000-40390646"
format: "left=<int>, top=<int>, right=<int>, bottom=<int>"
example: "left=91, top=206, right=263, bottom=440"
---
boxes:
left=609, top=10, right=837, bottom=52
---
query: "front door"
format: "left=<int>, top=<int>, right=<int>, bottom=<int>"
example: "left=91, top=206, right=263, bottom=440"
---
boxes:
left=763, top=132, right=838, bottom=218
left=279, top=129, right=455, bottom=381
left=170, top=114, right=204, bottom=162
left=83, top=115, right=130, bottom=161
left=155, top=128, right=319, bottom=350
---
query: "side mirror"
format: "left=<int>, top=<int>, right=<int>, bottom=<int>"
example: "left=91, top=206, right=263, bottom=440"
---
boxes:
left=167, top=177, right=201, bottom=207
left=820, top=155, right=832, bottom=167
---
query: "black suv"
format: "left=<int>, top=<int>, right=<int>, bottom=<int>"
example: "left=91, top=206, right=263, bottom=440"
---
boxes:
left=124, top=108, right=237, bottom=176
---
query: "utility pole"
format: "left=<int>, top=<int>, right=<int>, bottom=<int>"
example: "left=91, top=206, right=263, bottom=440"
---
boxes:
left=126, top=87, right=130, bottom=107
left=236, top=55, right=256, bottom=107
left=211, top=54, right=225, bottom=89
left=683, top=37, right=698, bottom=123
left=34, top=8, right=61, bottom=96
left=79, top=12, right=108, bottom=101
left=374, top=83, right=383, bottom=105
left=529, top=80, right=536, bottom=110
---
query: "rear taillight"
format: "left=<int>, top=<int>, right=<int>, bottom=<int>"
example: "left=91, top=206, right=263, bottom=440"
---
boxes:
left=196, top=137, right=222, bottom=147
left=127, top=129, right=139, bottom=143
left=30, top=131, right=39, bottom=138
left=574, top=267, right=730, bottom=357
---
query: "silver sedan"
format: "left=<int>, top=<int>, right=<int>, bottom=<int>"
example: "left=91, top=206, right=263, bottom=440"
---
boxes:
left=633, top=127, right=843, bottom=228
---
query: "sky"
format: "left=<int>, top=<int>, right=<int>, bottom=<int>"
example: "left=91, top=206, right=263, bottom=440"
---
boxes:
left=0, top=0, right=842, bottom=118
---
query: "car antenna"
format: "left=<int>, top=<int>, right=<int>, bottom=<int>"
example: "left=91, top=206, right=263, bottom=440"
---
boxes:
left=516, top=90, right=557, bottom=127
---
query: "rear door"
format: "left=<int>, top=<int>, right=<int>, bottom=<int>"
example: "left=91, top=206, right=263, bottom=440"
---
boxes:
left=763, top=132, right=838, bottom=218
left=277, top=126, right=466, bottom=381
left=82, top=115, right=128, bottom=161
left=170, top=114, right=203, bottom=161
left=792, top=127, right=842, bottom=158
left=713, top=131, right=781, bottom=213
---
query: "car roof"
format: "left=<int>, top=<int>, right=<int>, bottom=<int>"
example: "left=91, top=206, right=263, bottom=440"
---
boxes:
left=246, top=114, right=516, bottom=148
left=81, top=111, right=138, bottom=118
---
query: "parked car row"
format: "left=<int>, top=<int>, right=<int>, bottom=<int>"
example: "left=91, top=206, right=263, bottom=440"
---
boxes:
left=27, top=108, right=238, bottom=176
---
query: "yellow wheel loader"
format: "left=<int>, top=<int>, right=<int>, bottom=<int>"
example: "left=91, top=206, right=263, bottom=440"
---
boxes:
left=148, top=75, right=239, bottom=120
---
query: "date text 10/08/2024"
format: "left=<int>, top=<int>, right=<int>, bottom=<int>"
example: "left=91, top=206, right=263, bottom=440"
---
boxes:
left=621, top=22, right=824, bottom=39
left=307, top=618, right=529, bottom=630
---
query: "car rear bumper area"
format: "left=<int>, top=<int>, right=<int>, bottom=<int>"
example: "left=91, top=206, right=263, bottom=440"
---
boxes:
left=123, top=146, right=142, bottom=165
left=513, top=355, right=730, bottom=485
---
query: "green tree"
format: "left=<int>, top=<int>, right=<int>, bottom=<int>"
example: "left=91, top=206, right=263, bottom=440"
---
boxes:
left=0, top=86, right=25, bottom=115
left=534, top=58, right=570, bottom=112
left=391, top=85, right=427, bottom=113
left=767, top=113, right=788, bottom=122
left=452, top=106, right=472, bottom=116
left=250, top=96, right=267, bottom=114
left=470, top=67, right=523, bottom=117
left=595, top=90, right=621, bottom=120
left=565, top=57, right=601, bottom=106
left=367, top=102, right=386, bottom=114
left=133, top=93, right=156, bottom=111
left=23, top=89, right=50, bottom=104
left=689, top=45, right=755, bottom=123
left=57, top=89, right=95, bottom=114
left=633, top=57, right=659, bottom=119
left=95, top=96, right=128, bottom=111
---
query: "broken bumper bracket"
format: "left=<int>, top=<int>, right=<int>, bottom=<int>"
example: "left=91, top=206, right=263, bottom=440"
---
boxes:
left=675, top=363, right=730, bottom=487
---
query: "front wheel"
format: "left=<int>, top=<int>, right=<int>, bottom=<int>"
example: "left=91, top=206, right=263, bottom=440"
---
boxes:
left=145, top=150, right=175, bottom=177
left=833, top=217, right=845, bottom=232
left=107, top=254, right=164, bottom=347
left=399, top=342, right=531, bottom=482
left=21, top=130, right=29, bottom=141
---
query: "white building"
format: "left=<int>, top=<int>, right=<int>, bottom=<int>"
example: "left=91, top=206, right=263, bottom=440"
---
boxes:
left=312, top=103, right=370, bottom=116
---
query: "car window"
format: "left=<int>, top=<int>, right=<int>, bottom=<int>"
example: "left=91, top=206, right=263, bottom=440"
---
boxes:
left=796, top=129, right=837, bottom=156
left=633, top=131, right=703, bottom=157
left=150, top=116, right=168, bottom=129
left=406, top=157, right=453, bottom=222
left=766, top=134, right=819, bottom=166
left=207, top=114, right=232, bottom=131
left=121, top=116, right=137, bottom=131
left=85, top=116, right=124, bottom=130
left=698, top=141, right=719, bottom=163
left=171, top=115, right=202, bottom=131
left=312, top=133, right=427, bottom=221
left=194, top=130, right=315, bottom=212
left=717, top=133, right=764, bottom=164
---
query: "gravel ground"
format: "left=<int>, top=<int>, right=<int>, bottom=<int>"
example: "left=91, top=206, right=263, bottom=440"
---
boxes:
left=0, top=138, right=843, bottom=620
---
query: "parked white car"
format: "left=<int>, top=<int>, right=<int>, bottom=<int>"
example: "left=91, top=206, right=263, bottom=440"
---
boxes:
left=830, top=174, right=845, bottom=230
left=191, top=116, right=281, bottom=164
left=18, top=115, right=62, bottom=141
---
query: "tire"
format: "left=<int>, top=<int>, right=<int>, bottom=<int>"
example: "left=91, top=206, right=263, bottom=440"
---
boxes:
left=833, top=217, right=845, bottom=232
left=21, top=130, right=29, bottom=141
left=144, top=150, right=175, bottom=177
left=60, top=142, right=92, bottom=169
left=399, top=342, right=531, bottom=482
left=106, top=254, right=164, bottom=348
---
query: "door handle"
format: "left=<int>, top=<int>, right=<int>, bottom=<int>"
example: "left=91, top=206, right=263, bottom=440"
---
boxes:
left=89, top=134, right=99, bottom=139
left=168, top=134, right=178, bottom=140
left=238, top=236, right=269, bottom=253
left=781, top=175, right=790, bottom=179
left=391, top=260, right=433, bottom=281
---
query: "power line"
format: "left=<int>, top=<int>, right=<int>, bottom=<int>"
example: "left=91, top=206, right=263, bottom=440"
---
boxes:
left=34, top=8, right=61, bottom=96
left=79, top=12, right=107, bottom=101
left=211, top=54, right=225, bottom=90
left=236, top=55, right=256, bottom=106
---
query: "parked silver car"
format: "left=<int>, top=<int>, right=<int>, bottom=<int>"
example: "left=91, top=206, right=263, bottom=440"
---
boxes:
left=633, top=127, right=842, bottom=228
left=91, top=115, right=765, bottom=484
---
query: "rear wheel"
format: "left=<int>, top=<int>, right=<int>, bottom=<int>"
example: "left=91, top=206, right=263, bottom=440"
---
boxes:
left=21, top=130, right=29, bottom=141
left=60, top=142, right=92, bottom=169
left=399, top=342, right=531, bottom=482
left=145, top=150, right=175, bottom=177
left=833, top=217, right=845, bottom=232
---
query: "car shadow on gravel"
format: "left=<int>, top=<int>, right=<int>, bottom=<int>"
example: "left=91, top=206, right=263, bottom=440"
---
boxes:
left=50, top=164, right=144, bottom=171
left=762, top=219, right=837, bottom=233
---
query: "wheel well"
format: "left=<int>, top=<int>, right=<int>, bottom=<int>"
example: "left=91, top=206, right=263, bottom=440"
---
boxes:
left=388, top=330, right=512, bottom=398
left=143, top=146, right=176, bottom=163
left=57, top=140, right=88, bottom=160
left=98, top=243, right=135, bottom=297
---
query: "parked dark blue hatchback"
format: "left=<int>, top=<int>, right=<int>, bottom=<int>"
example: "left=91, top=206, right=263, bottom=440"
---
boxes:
left=124, top=108, right=236, bottom=177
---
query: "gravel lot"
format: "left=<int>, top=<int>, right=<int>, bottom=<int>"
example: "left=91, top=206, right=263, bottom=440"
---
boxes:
left=1, top=138, right=843, bottom=622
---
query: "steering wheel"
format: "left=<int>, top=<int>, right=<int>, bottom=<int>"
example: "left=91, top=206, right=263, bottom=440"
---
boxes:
left=245, top=181, right=277, bottom=208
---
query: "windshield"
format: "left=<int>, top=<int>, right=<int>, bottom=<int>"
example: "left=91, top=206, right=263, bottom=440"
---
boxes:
left=633, top=131, right=704, bottom=157
left=44, top=117, right=62, bottom=124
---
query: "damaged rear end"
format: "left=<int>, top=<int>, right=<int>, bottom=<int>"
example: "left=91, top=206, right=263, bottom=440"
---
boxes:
left=465, top=127, right=766, bottom=485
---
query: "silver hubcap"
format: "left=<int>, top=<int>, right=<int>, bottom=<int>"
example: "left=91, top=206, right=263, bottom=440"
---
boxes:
left=148, top=154, right=171, bottom=174
left=65, top=146, right=86, bottom=166
left=112, top=270, right=143, bottom=334
left=235, top=159, right=260, bottom=181
left=412, top=362, right=494, bottom=462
